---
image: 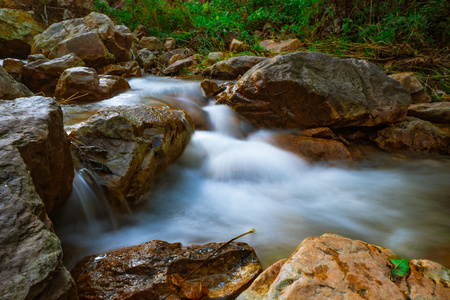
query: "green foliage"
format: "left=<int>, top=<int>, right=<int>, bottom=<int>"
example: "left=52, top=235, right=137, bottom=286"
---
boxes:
left=390, top=258, right=410, bottom=277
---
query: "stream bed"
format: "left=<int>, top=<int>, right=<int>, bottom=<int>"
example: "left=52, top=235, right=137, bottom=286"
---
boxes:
left=55, top=75, right=450, bottom=269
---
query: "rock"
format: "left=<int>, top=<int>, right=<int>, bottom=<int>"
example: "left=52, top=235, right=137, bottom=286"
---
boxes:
left=2, top=58, right=25, bottom=81
left=230, top=38, right=246, bottom=52
left=389, top=72, right=431, bottom=103
left=200, top=79, right=221, bottom=97
left=97, top=61, right=141, bottom=77
left=371, top=117, right=450, bottom=155
left=32, top=12, right=132, bottom=66
left=0, top=9, right=45, bottom=59
left=162, top=58, right=195, bottom=76
left=302, top=127, right=336, bottom=139
left=238, top=233, right=450, bottom=300
left=0, top=96, right=76, bottom=299
left=168, top=53, right=184, bottom=66
left=164, top=37, right=177, bottom=50
left=27, top=53, right=47, bottom=62
left=408, top=102, right=450, bottom=123
left=160, top=48, right=193, bottom=66
left=132, top=24, right=147, bottom=40
left=136, top=48, right=157, bottom=70
left=139, top=36, right=163, bottom=50
left=48, top=32, right=115, bottom=68
left=202, top=55, right=267, bottom=80
left=271, top=134, right=352, bottom=162
left=0, top=65, right=34, bottom=100
left=259, top=38, right=302, bottom=53
left=160, top=94, right=211, bottom=130
left=216, top=52, right=411, bottom=129
left=207, top=51, right=225, bottom=65
left=21, top=53, right=85, bottom=94
left=55, top=66, right=130, bottom=101
left=71, top=240, right=262, bottom=300
left=70, top=105, right=194, bottom=207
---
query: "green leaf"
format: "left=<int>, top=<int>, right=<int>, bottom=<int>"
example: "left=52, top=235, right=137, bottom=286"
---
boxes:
left=390, top=258, right=409, bottom=277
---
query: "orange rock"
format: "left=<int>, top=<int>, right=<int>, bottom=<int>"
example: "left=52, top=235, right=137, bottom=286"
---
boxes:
left=259, top=38, right=302, bottom=53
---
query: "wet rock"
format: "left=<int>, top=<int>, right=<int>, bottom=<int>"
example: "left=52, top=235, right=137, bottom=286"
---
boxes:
left=230, top=38, right=246, bottom=52
left=371, top=117, right=450, bottom=155
left=203, top=55, right=267, bottom=80
left=21, top=53, right=85, bottom=94
left=238, top=233, right=450, bottom=300
left=160, top=48, right=193, bottom=66
left=0, top=65, right=33, bottom=100
left=162, top=58, right=195, bottom=76
left=48, top=32, right=115, bottom=68
left=160, top=94, right=211, bottom=130
left=139, top=36, right=163, bottom=51
left=0, top=96, right=76, bottom=299
left=55, top=66, right=130, bottom=101
left=32, top=12, right=132, bottom=66
left=216, top=52, right=411, bottom=129
left=200, top=79, right=221, bottom=97
left=71, top=240, right=261, bottom=300
left=408, top=102, right=450, bottom=123
left=0, top=9, right=45, bottom=59
left=271, top=134, right=352, bottom=162
left=302, top=127, right=336, bottom=139
left=389, top=72, right=431, bottom=103
left=136, top=48, right=157, bottom=70
left=2, top=58, right=25, bottom=81
left=97, top=61, right=141, bottom=77
left=259, top=38, right=302, bottom=53
left=70, top=105, right=194, bottom=207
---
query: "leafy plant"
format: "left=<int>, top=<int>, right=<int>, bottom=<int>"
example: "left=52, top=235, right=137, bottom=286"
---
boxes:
left=390, top=258, right=410, bottom=278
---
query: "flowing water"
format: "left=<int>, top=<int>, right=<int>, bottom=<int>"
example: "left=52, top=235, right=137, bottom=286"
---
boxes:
left=55, top=75, right=450, bottom=270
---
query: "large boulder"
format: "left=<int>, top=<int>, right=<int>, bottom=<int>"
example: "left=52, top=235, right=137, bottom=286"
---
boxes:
left=238, top=234, right=450, bottom=299
left=54, top=66, right=130, bottom=101
left=71, top=240, right=262, bottom=299
left=21, top=53, right=85, bottom=94
left=0, top=96, right=76, bottom=300
left=0, top=9, right=45, bottom=59
left=0, top=65, right=33, bottom=100
left=371, top=117, right=450, bottom=155
left=202, top=56, right=267, bottom=80
left=216, top=52, right=412, bottom=129
left=31, top=12, right=132, bottom=67
left=70, top=105, right=194, bottom=207
left=408, top=102, right=450, bottom=123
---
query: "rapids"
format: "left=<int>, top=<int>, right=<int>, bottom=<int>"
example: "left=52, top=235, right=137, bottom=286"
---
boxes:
left=55, top=75, right=450, bottom=269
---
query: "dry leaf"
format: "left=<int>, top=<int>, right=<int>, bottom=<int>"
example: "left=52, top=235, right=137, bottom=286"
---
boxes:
left=172, top=273, right=209, bottom=300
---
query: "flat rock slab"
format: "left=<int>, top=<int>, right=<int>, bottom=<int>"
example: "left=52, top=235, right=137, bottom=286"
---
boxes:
left=216, top=51, right=411, bottom=129
left=72, top=240, right=262, bottom=299
left=238, top=233, right=450, bottom=299
left=408, top=102, right=450, bottom=123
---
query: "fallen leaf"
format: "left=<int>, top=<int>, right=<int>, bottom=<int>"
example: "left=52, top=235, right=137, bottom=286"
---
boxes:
left=172, top=273, right=209, bottom=300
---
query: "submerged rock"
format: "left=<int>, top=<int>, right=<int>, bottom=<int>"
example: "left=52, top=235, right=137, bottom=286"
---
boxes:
left=371, top=117, right=450, bottom=155
left=238, top=233, right=450, bottom=299
left=216, top=51, right=411, bottom=129
left=71, top=240, right=262, bottom=300
left=0, top=65, right=33, bottom=100
left=70, top=105, right=194, bottom=207
left=0, top=96, right=75, bottom=299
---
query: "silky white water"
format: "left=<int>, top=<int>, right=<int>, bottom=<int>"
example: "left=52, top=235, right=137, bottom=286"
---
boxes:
left=56, top=75, right=450, bottom=269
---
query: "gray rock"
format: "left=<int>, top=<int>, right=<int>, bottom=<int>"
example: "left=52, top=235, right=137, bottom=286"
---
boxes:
left=161, top=58, right=195, bottom=75
left=0, top=65, right=33, bottom=100
left=136, top=48, right=156, bottom=69
left=203, top=55, right=267, bottom=80
left=408, top=102, right=450, bottom=123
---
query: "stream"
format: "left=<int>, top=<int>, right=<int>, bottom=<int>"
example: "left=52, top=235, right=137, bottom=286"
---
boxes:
left=55, top=75, right=450, bottom=270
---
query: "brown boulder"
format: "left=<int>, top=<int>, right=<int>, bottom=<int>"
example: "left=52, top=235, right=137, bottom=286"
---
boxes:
left=408, top=102, right=450, bottom=123
left=27, top=53, right=47, bottom=62
left=70, top=105, right=194, bottom=207
left=168, top=53, right=184, bottom=66
left=160, top=48, right=193, bottom=66
left=271, top=134, right=352, bottom=162
left=55, top=67, right=130, bottom=101
left=203, top=55, right=267, bottom=80
left=21, top=53, right=85, bottom=94
left=230, top=38, right=246, bottom=52
left=164, top=37, right=177, bottom=50
left=302, top=127, right=336, bottom=139
left=371, top=117, right=450, bottom=155
left=0, top=9, right=45, bottom=59
left=162, top=58, right=195, bottom=76
left=238, top=234, right=450, bottom=299
left=200, top=79, right=221, bottom=97
left=0, top=96, right=76, bottom=299
left=259, top=38, right=302, bottom=53
left=2, top=58, right=25, bottom=81
left=389, top=72, right=431, bottom=103
left=139, top=36, right=163, bottom=50
left=136, top=48, right=157, bottom=69
left=0, top=65, right=33, bottom=100
left=71, top=240, right=262, bottom=300
left=97, top=61, right=141, bottom=77
left=216, top=52, right=411, bottom=129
